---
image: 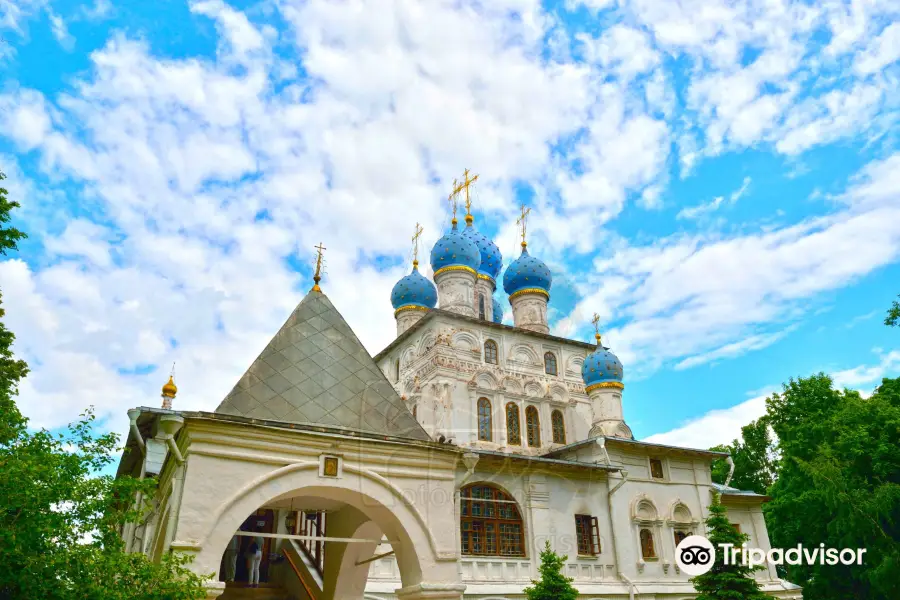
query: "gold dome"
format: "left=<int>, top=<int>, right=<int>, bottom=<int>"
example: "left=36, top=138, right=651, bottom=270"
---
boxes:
left=161, top=375, right=178, bottom=398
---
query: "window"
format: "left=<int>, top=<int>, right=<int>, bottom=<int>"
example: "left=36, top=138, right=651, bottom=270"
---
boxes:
left=460, top=484, right=525, bottom=557
left=395, top=358, right=400, bottom=382
left=639, top=528, right=656, bottom=559
left=525, top=406, right=541, bottom=447
left=478, top=293, right=486, bottom=320
left=731, top=523, right=742, bottom=534
left=477, top=398, right=492, bottom=441
left=575, top=515, right=601, bottom=556
left=506, top=403, right=521, bottom=445
left=412, top=404, right=417, bottom=420
left=484, top=340, right=498, bottom=365
left=649, top=458, right=664, bottom=479
left=544, top=352, right=558, bottom=375
left=551, top=410, right=566, bottom=444
left=674, top=530, right=690, bottom=546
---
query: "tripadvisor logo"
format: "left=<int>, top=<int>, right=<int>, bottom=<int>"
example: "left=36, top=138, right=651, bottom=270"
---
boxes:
left=675, top=535, right=867, bottom=576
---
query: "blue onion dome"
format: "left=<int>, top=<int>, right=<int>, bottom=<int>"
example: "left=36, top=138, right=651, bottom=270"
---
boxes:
left=390, top=260, right=438, bottom=314
left=492, top=297, right=503, bottom=323
left=582, top=333, right=624, bottom=392
left=461, top=214, right=503, bottom=281
left=430, top=218, right=481, bottom=276
left=502, top=244, right=552, bottom=299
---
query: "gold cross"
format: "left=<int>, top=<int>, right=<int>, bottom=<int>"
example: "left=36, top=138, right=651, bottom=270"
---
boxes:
left=591, top=313, right=602, bottom=345
left=516, top=205, right=531, bottom=248
left=312, top=242, right=326, bottom=291
left=447, top=179, right=459, bottom=222
left=451, top=168, right=479, bottom=216
left=411, top=223, right=424, bottom=265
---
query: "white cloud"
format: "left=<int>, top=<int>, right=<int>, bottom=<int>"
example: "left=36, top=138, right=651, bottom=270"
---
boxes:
left=47, top=9, right=73, bottom=50
left=831, top=350, right=900, bottom=393
left=644, top=394, right=768, bottom=449
left=676, top=176, right=751, bottom=220
left=577, top=153, right=900, bottom=376
left=646, top=348, right=900, bottom=448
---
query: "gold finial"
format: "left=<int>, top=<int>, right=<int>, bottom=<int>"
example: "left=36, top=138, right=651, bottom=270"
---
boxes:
left=591, top=313, right=602, bottom=345
left=451, top=169, right=479, bottom=224
left=447, top=179, right=459, bottom=225
left=312, top=242, right=326, bottom=292
left=516, top=205, right=531, bottom=249
left=411, top=222, right=424, bottom=268
left=161, top=363, right=177, bottom=409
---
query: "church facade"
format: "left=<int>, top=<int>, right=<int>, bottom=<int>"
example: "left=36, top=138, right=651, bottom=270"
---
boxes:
left=116, top=189, right=802, bottom=599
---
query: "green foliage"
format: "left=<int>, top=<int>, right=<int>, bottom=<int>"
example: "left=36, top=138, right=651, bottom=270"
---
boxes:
left=0, top=171, right=27, bottom=257
left=886, top=295, right=900, bottom=327
left=523, top=541, right=579, bottom=600
left=690, top=494, right=771, bottom=600
left=711, top=415, right=778, bottom=495
left=0, top=171, right=208, bottom=599
left=765, top=374, right=900, bottom=600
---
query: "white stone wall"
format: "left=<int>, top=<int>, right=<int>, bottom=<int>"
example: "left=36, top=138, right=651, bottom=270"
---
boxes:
left=378, top=313, right=596, bottom=453
left=509, top=292, right=549, bottom=334
left=435, top=270, right=477, bottom=317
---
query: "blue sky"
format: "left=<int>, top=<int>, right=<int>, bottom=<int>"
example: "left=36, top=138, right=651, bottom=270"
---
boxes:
left=1, top=0, right=898, bottom=448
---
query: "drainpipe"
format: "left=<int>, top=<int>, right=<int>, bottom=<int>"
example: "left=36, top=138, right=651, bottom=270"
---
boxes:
left=128, top=409, right=146, bottom=455
left=607, top=470, right=637, bottom=600
left=723, top=455, right=735, bottom=488
left=125, top=409, right=146, bottom=552
left=158, top=415, right=186, bottom=556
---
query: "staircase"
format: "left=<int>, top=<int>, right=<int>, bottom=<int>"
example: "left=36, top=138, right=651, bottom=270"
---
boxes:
left=219, top=582, right=292, bottom=600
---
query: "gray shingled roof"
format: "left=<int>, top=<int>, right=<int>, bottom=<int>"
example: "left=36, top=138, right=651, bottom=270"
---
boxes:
left=215, top=289, right=430, bottom=441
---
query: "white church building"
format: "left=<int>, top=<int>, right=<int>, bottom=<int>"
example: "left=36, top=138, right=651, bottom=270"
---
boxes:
left=116, top=178, right=802, bottom=599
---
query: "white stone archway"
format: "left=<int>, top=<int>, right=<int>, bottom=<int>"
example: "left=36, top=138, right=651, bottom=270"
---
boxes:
left=174, top=460, right=464, bottom=600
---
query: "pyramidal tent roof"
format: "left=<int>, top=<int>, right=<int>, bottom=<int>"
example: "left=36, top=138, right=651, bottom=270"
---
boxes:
left=215, top=289, right=430, bottom=441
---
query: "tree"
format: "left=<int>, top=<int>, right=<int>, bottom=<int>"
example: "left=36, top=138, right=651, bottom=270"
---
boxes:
left=0, top=170, right=209, bottom=599
left=765, top=374, right=900, bottom=600
left=886, top=294, right=900, bottom=327
left=690, top=494, right=771, bottom=600
left=523, top=540, right=579, bottom=600
left=711, top=415, right=778, bottom=495
left=0, top=171, right=27, bottom=443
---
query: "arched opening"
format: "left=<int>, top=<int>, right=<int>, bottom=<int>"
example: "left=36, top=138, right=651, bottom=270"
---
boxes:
left=551, top=410, right=566, bottom=445
left=194, top=463, right=453, bottom=599
left=505, top=403, right=521, bottom=446
left=477, top=398, right=492, bottom=441
left=543, top=352, right=557, bottom=375
left=525, top=406, right=540, bottom=447
left=478, top=293, right=486, bottom=320
left=484, top=340, right=498, bottom=365
left=460, top=483, right=525, bottom=557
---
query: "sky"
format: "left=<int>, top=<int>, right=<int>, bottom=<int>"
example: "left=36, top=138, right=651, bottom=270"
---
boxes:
left=0, top=0, right=898, bottom=451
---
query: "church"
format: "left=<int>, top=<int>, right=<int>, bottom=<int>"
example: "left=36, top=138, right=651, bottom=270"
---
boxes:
left=115, top=172, right=802, bottom=599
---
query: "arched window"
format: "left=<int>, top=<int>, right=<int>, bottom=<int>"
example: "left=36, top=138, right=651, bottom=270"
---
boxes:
left=412, top=404, right=417, bottom=420
left=551, top=410, right=566, bottom=444
left=640, top=529, right=656, bottom=559
left=544, top=352, right=557, bottom=375
left=477, top=398, right=492, bottom=441
left=484, top=340, right=498, bottom=365
left=525, top=406, right=540, bottom=447
left=505, top=403, right=521, bottom=446
left=478, top=293, right=486, bottom=320
left=460, top=484, right=525, bottom=557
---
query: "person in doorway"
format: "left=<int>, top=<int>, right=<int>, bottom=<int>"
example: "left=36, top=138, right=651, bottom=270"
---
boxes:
left=247, top=534, right=264, bottom=588
left=223, top=535, right=240, bottom=582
